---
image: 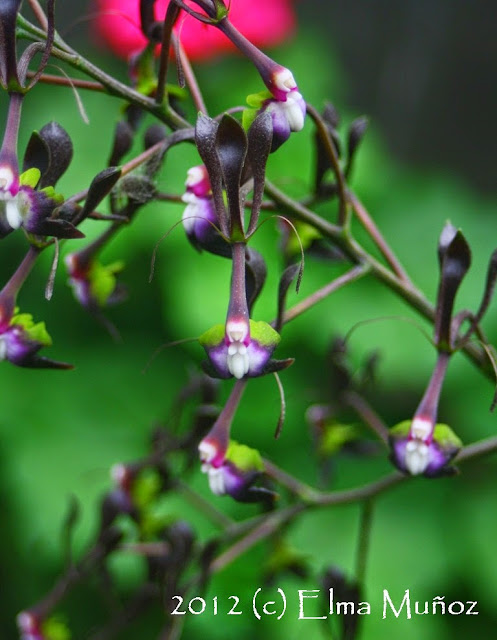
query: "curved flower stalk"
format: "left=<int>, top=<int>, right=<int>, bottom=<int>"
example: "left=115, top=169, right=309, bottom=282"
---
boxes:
left=389, top=223, right=497, bottom=476
left=0, top=243, right=72, bottom=370
left=0, top=91, right=23, bottom=235
left=205, top=0, right=306, bottom=149
left=199, top=241, right=290, bottom=380
left=389, top=350, right=462, bottom=477
left=192, top=113, right=293, bottom=379
left=197, top=381, right=275, bottom=502
left=94, top=0, right=296, bottom=62
left=1, top=112, right=82, bottom=241
left=0, top=0, right=58, bottom=224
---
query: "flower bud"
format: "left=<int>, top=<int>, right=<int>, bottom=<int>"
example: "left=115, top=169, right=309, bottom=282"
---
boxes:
left=94, top=0, right=296, bottom=63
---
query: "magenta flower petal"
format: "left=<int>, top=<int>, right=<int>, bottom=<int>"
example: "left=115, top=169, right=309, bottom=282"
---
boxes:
left=93, top=0, right=296, bottom=61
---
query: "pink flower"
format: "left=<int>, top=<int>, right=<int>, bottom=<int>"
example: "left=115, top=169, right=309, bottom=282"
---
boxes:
left=93, top=0, right=296, bottom=61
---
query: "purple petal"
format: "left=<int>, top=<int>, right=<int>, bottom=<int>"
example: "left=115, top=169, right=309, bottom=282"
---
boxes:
left=204, top=342, right=232, bottom=379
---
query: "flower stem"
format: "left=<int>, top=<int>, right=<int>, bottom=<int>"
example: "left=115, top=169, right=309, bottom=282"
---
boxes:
left=0, top=246, right=40, bottom=325
left=0, top=92, right=23, bottom=160
left=280, top=264, right=369, bottom=326
left=206, top=379, right=247, bottom=456
left=227, top=242, right=249, bottom=324
left=263, top=458, right=321, bottom=502
left=306, top=103, right=349, bottom=226
left=27, top=0, right=48, bottom=30
left=348, top=190, right=412, bottom=285
left=155, top=1, right=181, bottom=106
left=414, top=351, right=451, bottom=427
left=210, top=503, right=305, bottom=573
left=355, top=500, right=374, bottom=584
left=264, top=179, right=492, bottom=379
left=457, top=435, right=497, bottom=462
left=26, top=72, right=105, bottom=91
left=176, top=39, right=208, bottom=114
left=17, top=25, right=190, bottom=129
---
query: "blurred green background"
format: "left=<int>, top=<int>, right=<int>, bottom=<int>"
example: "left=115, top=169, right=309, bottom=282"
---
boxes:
left=1, top=1, right=496, bottom=638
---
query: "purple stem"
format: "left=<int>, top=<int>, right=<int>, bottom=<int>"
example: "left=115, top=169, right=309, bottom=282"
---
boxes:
left=155, top=1, right=181, bottom=106
left=413, top=351, right=451, bottom=427
left=205, top=378, right=247, bottom=455
left=0, top=92, right=23, bottom=162
left=216, top=18, right=280, bottom=87
left=0, top=246, right=40, bottom=327
left=226, top=242, right=249, bottom=325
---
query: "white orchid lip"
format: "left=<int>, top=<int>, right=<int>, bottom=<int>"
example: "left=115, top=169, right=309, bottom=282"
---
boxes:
left=227, top=344, right=249, bottom=379
left=206, top=465, right=227, bottom=496
left=225, top=319, right=250, bottom=379
left=283, top=92, right=305, bottom=131
left=5, top=197, right=22, bottom=229
left=405, top=439, right=430, bottom=475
